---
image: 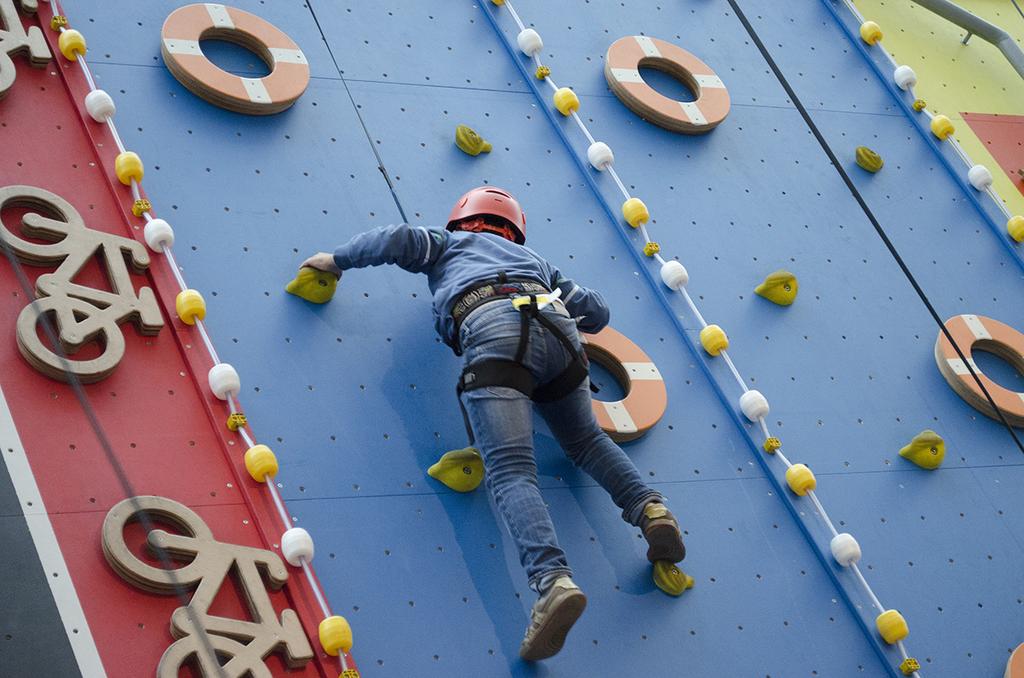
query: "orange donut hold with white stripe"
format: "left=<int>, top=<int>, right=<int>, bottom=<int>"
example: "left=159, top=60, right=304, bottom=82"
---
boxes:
left=1007, top=643, right=1024, bottom=678
left=161, top=4, right=310, bottom=115
left=581, top=326, right=667, bottom=442
left=604, top=35, right=730, bottom=134
left=934, top=314, right=1024, bottom=428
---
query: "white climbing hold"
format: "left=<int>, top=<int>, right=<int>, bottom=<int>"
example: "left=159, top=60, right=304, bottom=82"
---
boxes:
left=587, top=142, right=614, bottom=171
left=739, top=389, right=769, bottom=422
left=830, top=533, right=862, bottom=567
left=84, top=89, right=115, bottom=122
left=208, top=363, right=241, bottom=400
left=143, top=218, right=174, bottom=253
left=517, top=28, right=543, bottom=56
left=281, top=527, right=314, bottom=566
left=893, top=65, right=917, bottom=91
left=967, top=164, right=993, bottom=191
left=659, top=260, right=689, bottom=290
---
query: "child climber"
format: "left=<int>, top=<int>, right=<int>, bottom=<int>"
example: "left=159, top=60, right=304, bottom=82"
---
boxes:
left=299, top=186, right=686, bottom=661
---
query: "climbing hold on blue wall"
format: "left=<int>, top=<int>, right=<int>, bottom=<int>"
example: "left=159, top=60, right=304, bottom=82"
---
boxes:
left=428, top=447, right=484, bottom=492
left=286, top=266, right=338, bottom=304
left=898, top=430, right=944, bottom=469
left=652, top=560, right=694, bottom=597
left=754, top=270, right=798, bottom=305
left=855, top=146, right=884, bottom=173
left=455, top=125, right=492, bottom=156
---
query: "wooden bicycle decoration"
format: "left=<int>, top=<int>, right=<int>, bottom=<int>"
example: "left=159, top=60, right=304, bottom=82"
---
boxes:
left=102, top=495, right=314, bottom=677
left=0, top=184, right=164, bottom=382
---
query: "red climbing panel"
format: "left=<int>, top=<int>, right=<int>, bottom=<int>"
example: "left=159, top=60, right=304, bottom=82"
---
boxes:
left=962, top=112, right=1024, bottom=197
left=0, top=7, right=345, bottom=677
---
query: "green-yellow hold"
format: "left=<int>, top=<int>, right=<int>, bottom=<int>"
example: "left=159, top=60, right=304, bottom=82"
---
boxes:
left=855, top=146, right=884, bottom=173
left=428, top=447, right=484, bottom=492
left=754, top=270, right=798, bottom=306
left=455, top=125, right=492, bottom=156
left=285, top=266, right=338, bottom=304
left=899, top=430, right=945, bottom=470
left=652, top=560, right=694, bottom=597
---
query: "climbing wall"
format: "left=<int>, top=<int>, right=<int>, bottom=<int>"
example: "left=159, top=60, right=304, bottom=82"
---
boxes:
left=1, top=0, right=1022, bottom=677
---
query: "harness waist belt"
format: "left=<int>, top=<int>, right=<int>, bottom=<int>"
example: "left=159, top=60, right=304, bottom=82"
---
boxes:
left=451, top=280, right=550, bottom=325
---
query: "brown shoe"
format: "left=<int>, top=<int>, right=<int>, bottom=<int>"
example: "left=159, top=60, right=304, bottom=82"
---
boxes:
left=519, top=577, right=587, bottom=661
left=640, top=502, right=686, bottom=563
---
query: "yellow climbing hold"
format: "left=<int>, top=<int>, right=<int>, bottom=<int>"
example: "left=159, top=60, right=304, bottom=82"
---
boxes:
left=428, top=447, right=484, bottom=493
left=1007, top=215, right=1024, bottom=243
left=114, top=151, right=143, bottom=186
left=754, top=270, right=798, bottom=306
left=286, top=266, right=338, bottom=304
left=622, top=197, right=649, bottom=228
left=175, top=289, right=206, bottom=325
left=898, top=429, right=944, bottom=470
left=131, top=199, right=152, bottom=217
left=876, top=609, right=909, bottom=644
left=930, top=114, right=954, bottom=140
left=553, top=87, right=580, bottom=116
left=785, top=463, right=816, bottom=496
left=226, top=412, right=247, bottom=432
left=912, top=99, right=926, bottom=112
left=454, top=125, right=492, bottom=156
left=652, top=560, right=694, bottom=597
left=535, top=65, right=551, bottom=80
left=855, top=146, right=884, bottom=173
left=490, top=0, right=505, bottom=5
left=899, top=657, right=921, bottom=675
left=643, top=242, right=660, bottom=257
left=763, top=437, right=781, bottom=454
left=244, top=444, right=278, bottom=483
left=50, top=15, right=68, bottom=31
left=58, top=29, right=86, bottom=61
left=319, top=615, right=353, bottom=656
left=699, top=324, right=728, bottom=356
left=859, top=21, right=883, bottom=45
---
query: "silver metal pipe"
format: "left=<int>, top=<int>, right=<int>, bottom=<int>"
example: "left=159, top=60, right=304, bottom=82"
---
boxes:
left=910, top=0, right=1024, bottom=80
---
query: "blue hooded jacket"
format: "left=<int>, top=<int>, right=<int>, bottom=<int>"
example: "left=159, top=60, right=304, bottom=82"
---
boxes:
left=333, top=224, right=610, bottom=349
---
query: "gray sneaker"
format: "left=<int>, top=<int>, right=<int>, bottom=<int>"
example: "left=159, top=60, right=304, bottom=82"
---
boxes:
left=639, top=502, right=686, bottom=563
left=519, top=576, right=587, bottom=661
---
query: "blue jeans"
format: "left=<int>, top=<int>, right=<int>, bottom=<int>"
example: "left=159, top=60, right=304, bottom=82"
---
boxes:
left=458, top=300, right=664, bottom=591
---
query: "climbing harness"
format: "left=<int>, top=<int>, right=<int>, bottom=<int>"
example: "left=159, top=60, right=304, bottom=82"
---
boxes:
left=454, top=281, right=589, bottom=444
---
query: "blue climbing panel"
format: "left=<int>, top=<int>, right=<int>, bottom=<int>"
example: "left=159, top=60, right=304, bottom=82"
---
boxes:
left=76, top=0, right=1024, bottom=675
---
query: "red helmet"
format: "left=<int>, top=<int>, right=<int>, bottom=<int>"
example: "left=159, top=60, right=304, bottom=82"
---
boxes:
left=446, top=186, right=526, bottom=244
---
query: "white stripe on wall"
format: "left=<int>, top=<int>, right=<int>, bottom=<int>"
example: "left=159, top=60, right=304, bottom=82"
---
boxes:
left=0, top=384, right=106, bottom=677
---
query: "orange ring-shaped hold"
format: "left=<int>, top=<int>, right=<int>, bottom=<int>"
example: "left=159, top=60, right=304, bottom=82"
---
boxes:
left=161, top=4, right=310, bottom=115
left=1007, top=644, right=1024, bottom=678
left=581, top=326, right=667, bottom=442
left=604, top=35, right=730, bottom=134
left=934, top=314, right=1024, bottom=428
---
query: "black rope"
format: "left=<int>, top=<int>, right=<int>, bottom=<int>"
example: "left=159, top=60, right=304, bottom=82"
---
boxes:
left=305, top=0, right=410, bottom=224
left=725, top=0, right=1024, bottom=455
left=1012, top=0, right=1024, bottom=21
left=0, top=233, right=227, bottom=678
